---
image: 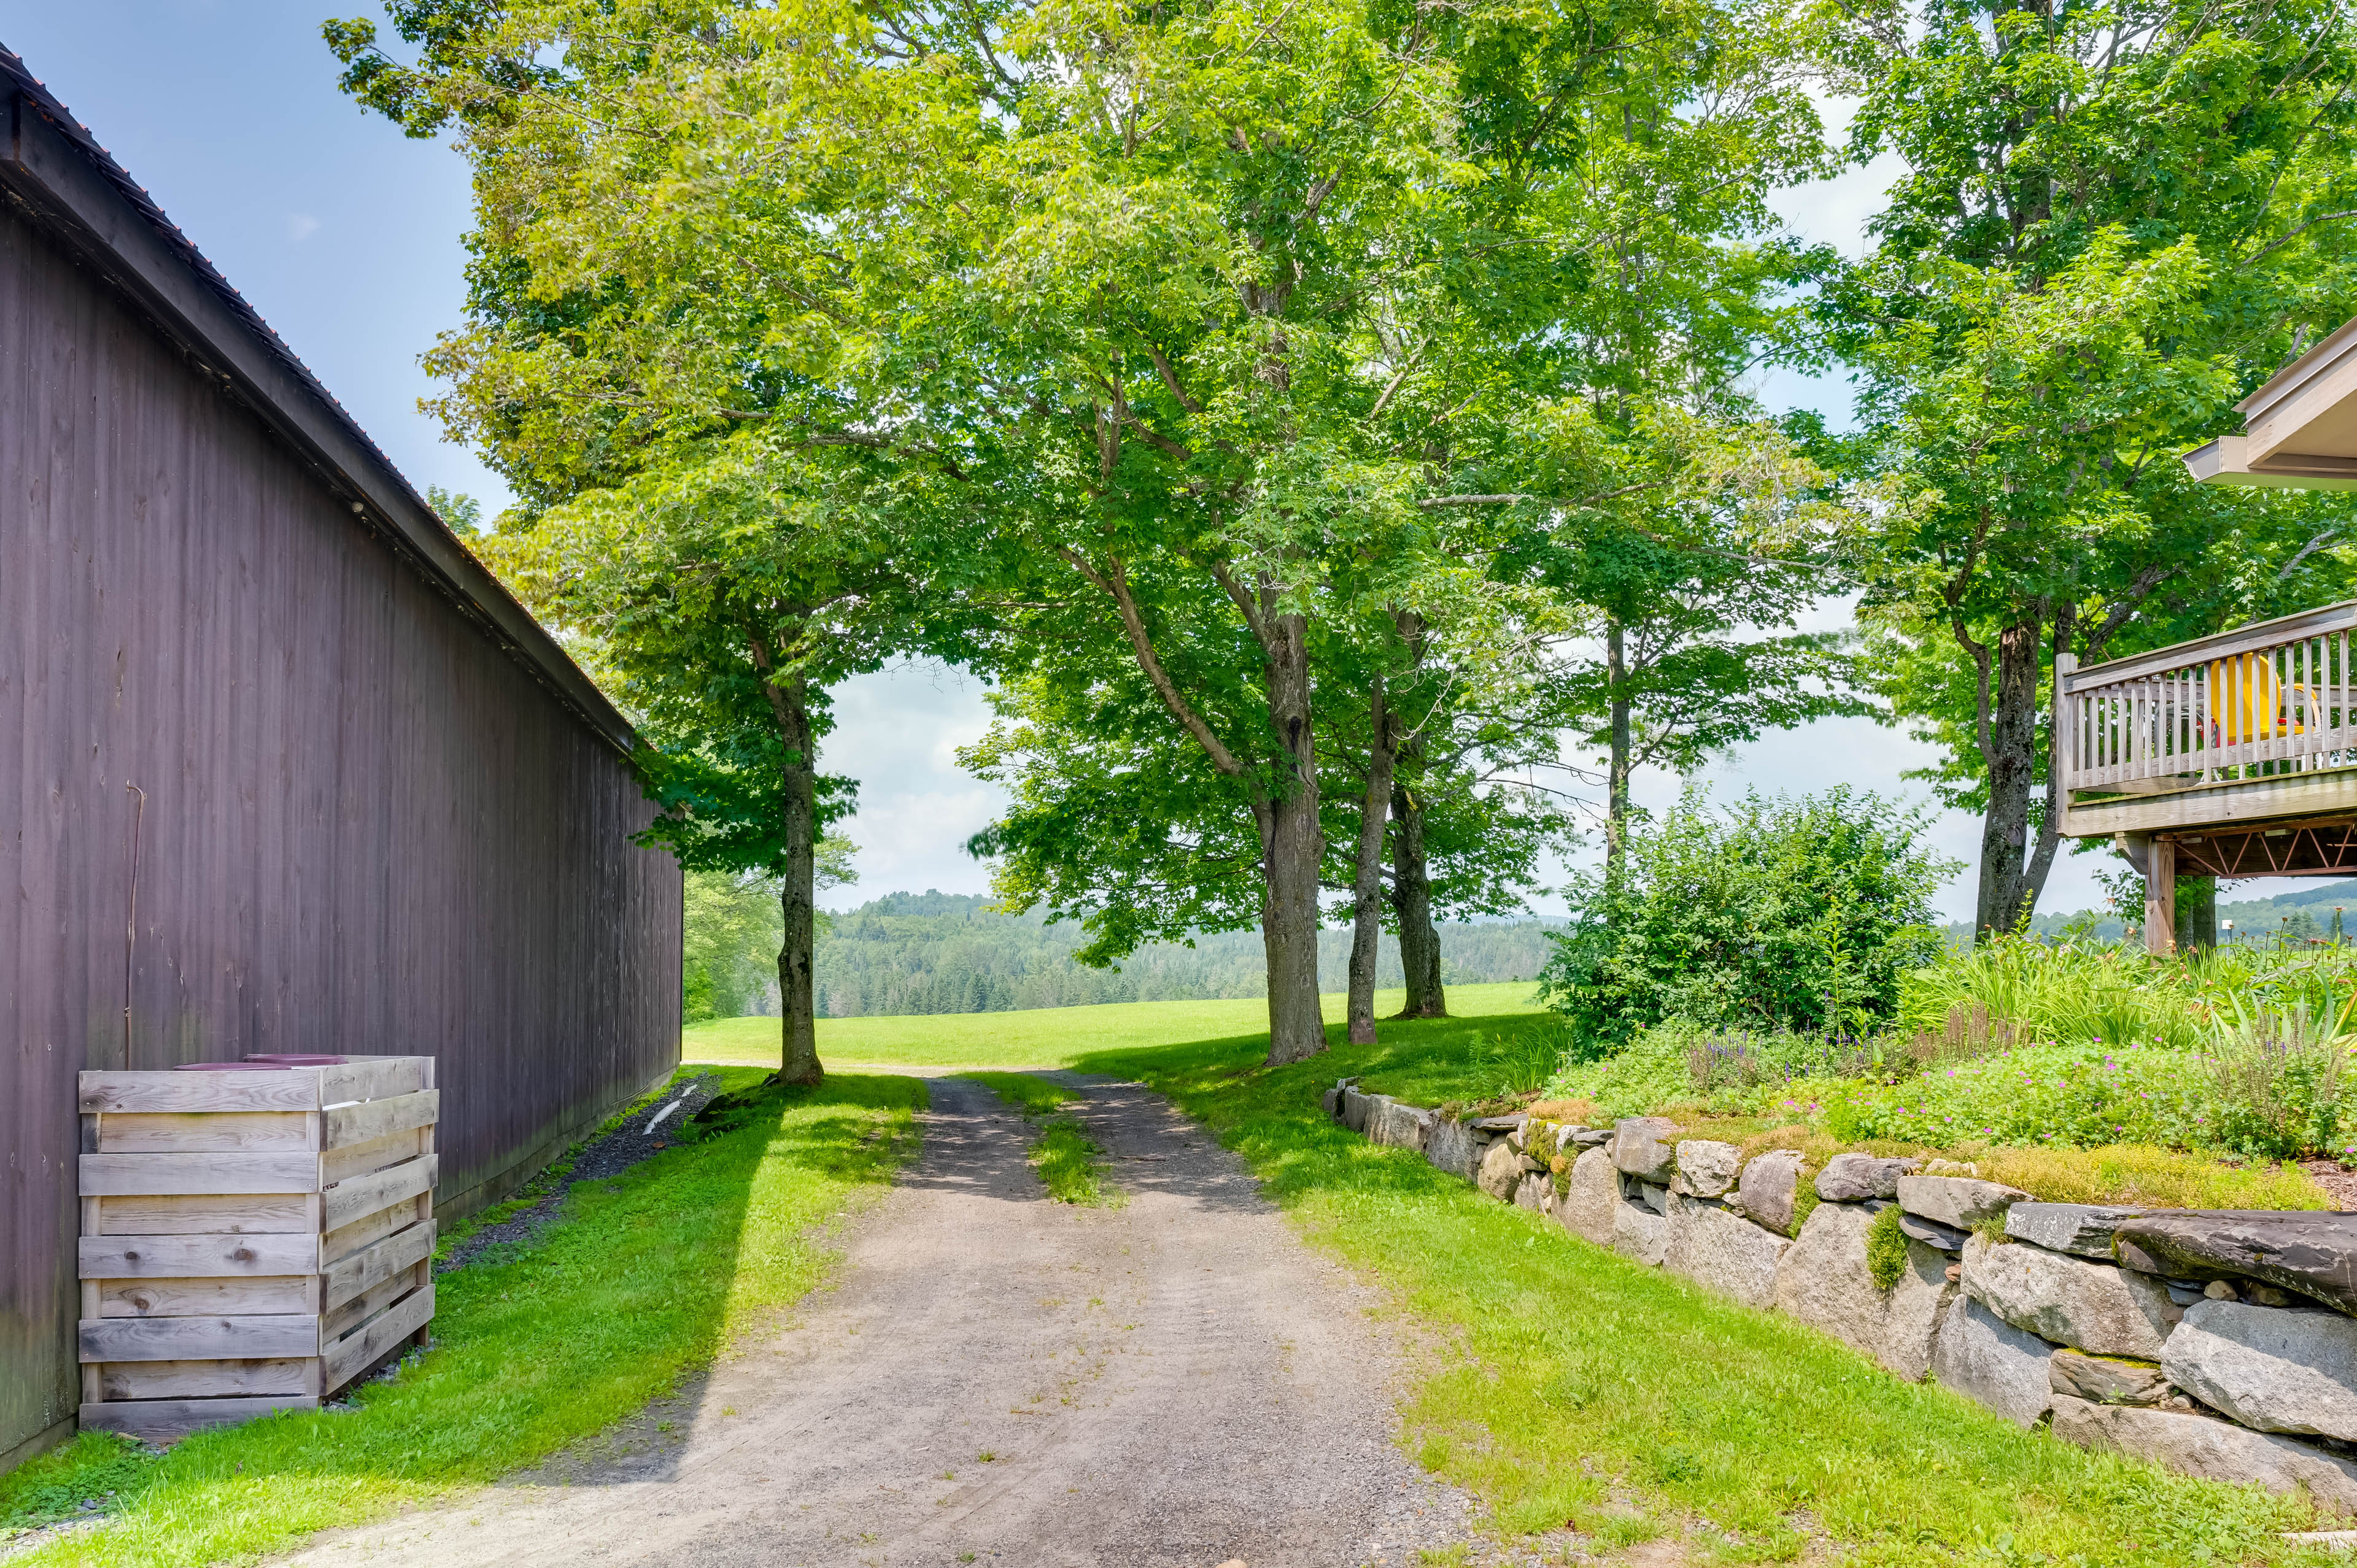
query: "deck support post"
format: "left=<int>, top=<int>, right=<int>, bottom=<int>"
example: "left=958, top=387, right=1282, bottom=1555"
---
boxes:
left=2145, top=837, right=2177, bottom=956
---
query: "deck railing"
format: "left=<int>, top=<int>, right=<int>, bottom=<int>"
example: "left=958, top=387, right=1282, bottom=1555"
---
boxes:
left=2058, top=601, right=2357, bottom=798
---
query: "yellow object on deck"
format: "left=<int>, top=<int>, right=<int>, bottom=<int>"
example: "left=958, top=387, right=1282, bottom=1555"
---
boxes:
left=2208, top=654, right=2299, bottom=741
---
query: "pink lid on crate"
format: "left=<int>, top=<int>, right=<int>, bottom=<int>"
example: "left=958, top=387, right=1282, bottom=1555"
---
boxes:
left=172, top=1060, right=292, bottom=1070
left=242, top=1054, right=347, bottom=1065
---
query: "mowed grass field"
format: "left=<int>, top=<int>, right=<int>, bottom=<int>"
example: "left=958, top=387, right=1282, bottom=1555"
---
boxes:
left=681, top=980, right=1546, bottom=1068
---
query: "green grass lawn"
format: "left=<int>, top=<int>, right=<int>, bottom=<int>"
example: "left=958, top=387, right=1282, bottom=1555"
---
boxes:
left=1, top=1068, right=922, bottom=1567
left=681, top=979, right=1542, bottom=1068
left=1068, top=1016, right=2338, bottom=1566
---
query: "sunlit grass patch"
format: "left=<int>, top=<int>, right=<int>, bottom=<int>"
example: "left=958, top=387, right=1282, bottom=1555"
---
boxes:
left=12, top=1070, right=922, bottom=1568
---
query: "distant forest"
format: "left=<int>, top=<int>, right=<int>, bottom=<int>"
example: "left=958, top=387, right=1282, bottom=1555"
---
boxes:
left=691, top=882, right=1560, bottom=1021
left=1942, top=878, right=2357, bottom=947
left=807, top=893, right=1554, bottom=1017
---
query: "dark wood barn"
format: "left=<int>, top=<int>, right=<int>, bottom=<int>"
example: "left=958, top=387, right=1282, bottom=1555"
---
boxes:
left=0, top=52, right=684, bottom=1469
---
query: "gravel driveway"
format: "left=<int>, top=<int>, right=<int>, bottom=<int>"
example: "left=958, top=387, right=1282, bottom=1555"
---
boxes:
left=277, top=1074, right=1482, bottom=1567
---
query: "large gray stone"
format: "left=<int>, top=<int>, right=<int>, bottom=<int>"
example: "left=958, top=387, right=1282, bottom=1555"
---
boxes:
left=1897, top=1175, right=2033, bottom=1230
left=1930, top=1295, right=2055, bottom=1428
left=1673, top=1140, right=1743, bottom=1199
left=1961, top=1234, right=2177, bottom=1358
left=1341, top=1086, right=1374, bottom=1133
left=1515, top=1175, right=1546, bottom=1213
left=1666, top=1195, right=1789, bottom=1310
left=1321, top=1085, right=1341, bottom=1119
left=2049, top=1348, right=2170, bottom=1406
left=1886, top=1240, right=1960, bottom=1381
left=1816, top=1153, right=1918, bottom=1203
left=2163, top=1300, right=2357, bottom=1440
left=1770, top=1202, right=1953, bottom=1378
left=2049, top=1396, right=2357, bottom=1513
left=1774, top=1202, right=1888, bottom=1364
left=1609, top=1117, right=1679, bottom=1184
left=1477, top=1138, right=1525, bottom=1202
left=1368, top=1098, right=1434, bottom=1152
left=1634, top=1180, right=1670, bottom=1215
left=2115, top=1212, right=2357, bottom=1316
left=1569, top=1127, right=1612, bottom=1149
left=1740, top=1150, right=1806, bottom=1237
left=2005, top=1202, right=2147, bottom=1259
left=1613, top=1197, right=1670, bottom=1267
left=1557, top=1146, right=1619, bottom=1246
left=1425, top=1118, right=1484, bottom=1182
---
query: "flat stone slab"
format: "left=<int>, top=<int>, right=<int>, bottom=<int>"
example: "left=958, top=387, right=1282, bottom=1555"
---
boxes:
left=2164, top=1300, right=2357, bottom=1440
left=1341, top=1086, right=1374, bottom=1134
left=2114, top=1211, right=2357, bottom=1316
left=2051, top=1396, right=2357, bottom=1513
left=1609, top=1117, right=1679, bottom=1183
left=1568, top=1128, right=1612, bottom=1149
left=1425, top=1119, right=1483, bottom=1183
left=1739, top=1150, right=1806, bottom=1237
left=1962, top=1235, right=2176, bottom=1358
left=1470, top=1115, right=1528, bottom=1134
left=1899, top=1213, right=1972, bottom=1253
left=1898, top=1175, right=2033, bottom=1230
left=1666, top=1195, right=1788, bottom=1310
left=1367, top=1099, right=1433, bottom=1153
left=1673, top=1140, right=1741, bottom=1199
left=1816, top=1153, right=1918, bottom=1203
left=2049, top=1348, right=2169, bottom=1407
left=1930, top=1294, right=2054, bottom=1428
left=2006, top=1202, right=2147, bottom=1259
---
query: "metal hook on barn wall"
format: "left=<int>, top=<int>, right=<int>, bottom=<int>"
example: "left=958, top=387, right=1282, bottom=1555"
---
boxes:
left=123, top=781, right=144, bottom=1068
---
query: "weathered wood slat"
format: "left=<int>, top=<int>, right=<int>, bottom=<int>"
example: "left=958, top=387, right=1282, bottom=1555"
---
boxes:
left=322, top=1221, right=435, bottom=1313
left=96, top=1111, right=316, bottom=1154
left=324, top=1264, right=427, bottom=1342
left=99, top=1276, right=312, bottom=1318
left=96, top=1358, right=311, bottom=1399
left=96, top=1192, right=314, bottom=1236
left=319, top=1059, right=427, bottom=1107
left=322, top=1156, right=437, bottom=1233
left=79, top=1397, right=319, bottom=1443
left=322, top=1127, right=428, bottom=1188
left=321, top=1091, right=437, bottom=1152
left=79, top=1072, right=321, bottom=1115
left=80, top=1313, right=320, bottom=1364
left=320, top=1193, right=427, bottom=1267
left=80, top=1232, right=318, bottom=1279
left=80, top=1151, right=321, bottom=1197
left=323, top=1283, right=432, bottom=1392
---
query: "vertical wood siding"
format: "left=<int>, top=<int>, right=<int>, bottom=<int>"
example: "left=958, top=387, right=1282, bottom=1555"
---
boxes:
left=0, top=199, right=683, bottom=1461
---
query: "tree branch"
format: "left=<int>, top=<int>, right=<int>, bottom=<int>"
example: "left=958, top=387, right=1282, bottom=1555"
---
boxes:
left=1062, top=548, right=1251, bottom=779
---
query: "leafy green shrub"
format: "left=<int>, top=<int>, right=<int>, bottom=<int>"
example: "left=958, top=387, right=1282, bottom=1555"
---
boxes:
left=2205, top=994, right=2350, bottom=1160
left=1865, top=1205, right=1909, bottom=1291
left=1537, top=786, right=1954, bottom=1045
left=1805, top=1042, right=2213, bottom=1149
left=1547, top=1019, right=1711, bottom=1118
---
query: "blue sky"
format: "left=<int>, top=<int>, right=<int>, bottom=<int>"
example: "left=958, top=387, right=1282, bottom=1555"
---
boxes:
left=2, top=7, right=2181, bottom=920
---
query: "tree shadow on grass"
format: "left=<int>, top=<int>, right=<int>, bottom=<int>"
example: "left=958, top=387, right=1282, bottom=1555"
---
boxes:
left=20, top=1074, right=922, bottom=1568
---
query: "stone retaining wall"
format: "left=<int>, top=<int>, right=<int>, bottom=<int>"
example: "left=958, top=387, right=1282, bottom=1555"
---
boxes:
left=1323, top=1078, right=2357, bottom=1512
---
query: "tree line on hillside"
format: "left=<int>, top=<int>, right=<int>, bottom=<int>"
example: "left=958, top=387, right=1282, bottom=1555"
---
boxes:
left=688, top=883, right=1559, bottom=1020
left=328, top=0, right=2357, bottom=1076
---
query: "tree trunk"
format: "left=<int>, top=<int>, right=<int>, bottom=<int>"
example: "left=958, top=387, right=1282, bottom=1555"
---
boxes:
left=1388, top=730, right=1447, bottom=1020
left=2175, top=874, right=2217, bottom=952
left=1345, top=683, right=1393, bottom=1045
left=1259, top=611, right=1328, bottom=1064
left=1604, top=619, right=1632, bottom=883
left=761, top=665, right=824, bottom=1087
left=1974, top=619, right=2044, bottom=940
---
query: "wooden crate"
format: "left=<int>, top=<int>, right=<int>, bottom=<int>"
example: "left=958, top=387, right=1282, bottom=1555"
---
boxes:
left=75, top=1056, right=438, bottom=1442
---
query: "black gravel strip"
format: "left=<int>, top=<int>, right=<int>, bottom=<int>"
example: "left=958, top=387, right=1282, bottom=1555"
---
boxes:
left=439, top=1073, right=723, bottom=1274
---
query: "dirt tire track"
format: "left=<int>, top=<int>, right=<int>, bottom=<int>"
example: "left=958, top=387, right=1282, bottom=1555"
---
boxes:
left=276, top=1075, right=1479, bottom=1567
